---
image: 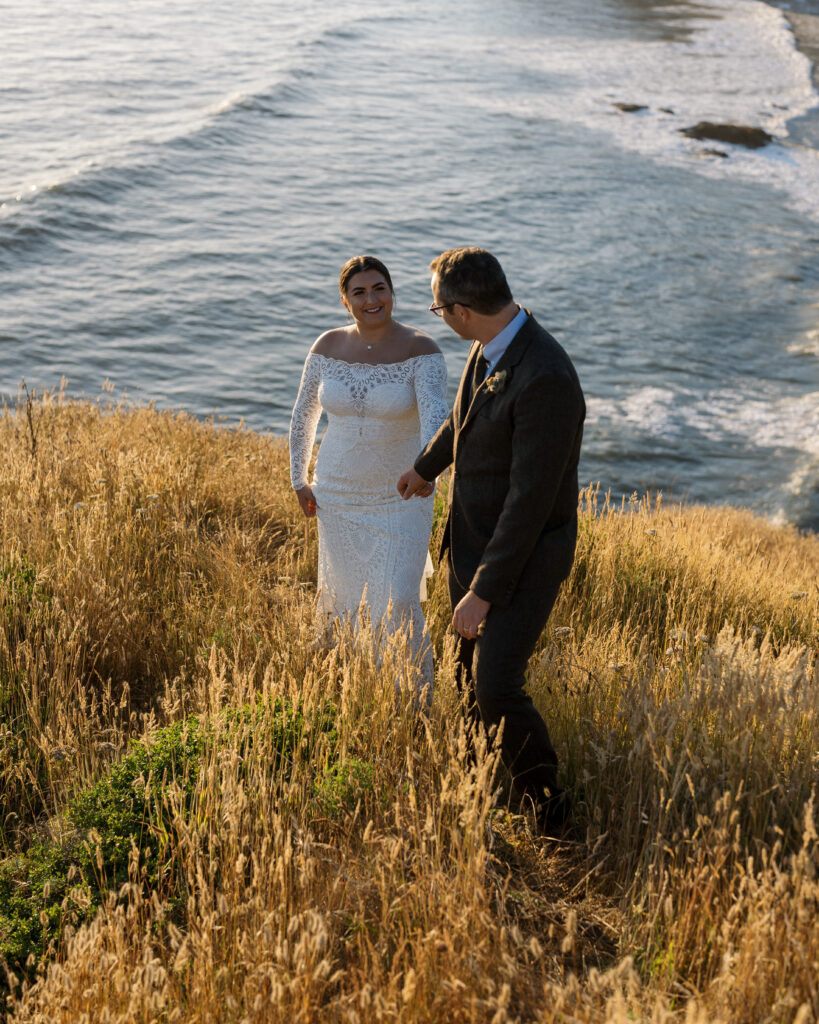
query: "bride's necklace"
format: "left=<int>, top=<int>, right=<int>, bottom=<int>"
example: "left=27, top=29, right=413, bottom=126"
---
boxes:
left=358, top=325, right=389, bottom=353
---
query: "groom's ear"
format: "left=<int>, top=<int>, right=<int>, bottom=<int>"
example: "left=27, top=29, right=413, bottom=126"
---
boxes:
left=453, top=302, right=471, bottom=324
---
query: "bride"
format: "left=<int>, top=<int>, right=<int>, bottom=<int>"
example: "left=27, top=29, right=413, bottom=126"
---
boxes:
left=289, top=255, right=448, bottom=696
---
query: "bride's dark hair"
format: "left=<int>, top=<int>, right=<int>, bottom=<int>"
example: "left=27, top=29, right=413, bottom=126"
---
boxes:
left=338, top=255, right=394, bottom=296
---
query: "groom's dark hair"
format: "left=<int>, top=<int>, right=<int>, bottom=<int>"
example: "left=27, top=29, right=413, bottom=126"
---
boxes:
left=430, top=247, right=513, bottom=316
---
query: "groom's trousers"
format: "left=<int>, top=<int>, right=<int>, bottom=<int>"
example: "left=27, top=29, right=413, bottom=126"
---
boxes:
left=448, top=563, right=562, bottom=805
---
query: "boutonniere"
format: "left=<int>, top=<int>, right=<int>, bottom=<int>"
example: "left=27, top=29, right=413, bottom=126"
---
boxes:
left=484, top=369, right=509, bottom=394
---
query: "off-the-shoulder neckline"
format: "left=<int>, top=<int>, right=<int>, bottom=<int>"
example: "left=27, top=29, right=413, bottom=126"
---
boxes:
left=308, top=352, right=445, bottom=368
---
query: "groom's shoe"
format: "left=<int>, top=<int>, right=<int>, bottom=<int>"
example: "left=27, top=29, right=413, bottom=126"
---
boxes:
left=535, top=789, right=573, bottom=837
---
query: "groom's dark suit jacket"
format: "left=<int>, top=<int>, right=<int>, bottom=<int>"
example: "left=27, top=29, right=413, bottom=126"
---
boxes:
left=414, top=312, right=585, bottom=608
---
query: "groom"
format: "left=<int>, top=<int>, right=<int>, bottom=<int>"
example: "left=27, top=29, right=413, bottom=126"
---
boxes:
left=397, top=247, right=585, bottom=831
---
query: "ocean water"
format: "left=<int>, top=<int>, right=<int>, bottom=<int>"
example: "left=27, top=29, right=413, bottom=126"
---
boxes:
left=1, top=0, right=818, bottom=529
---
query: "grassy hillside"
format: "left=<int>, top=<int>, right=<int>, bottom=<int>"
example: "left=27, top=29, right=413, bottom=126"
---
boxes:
left=1, top=391, right=817, bottom=1023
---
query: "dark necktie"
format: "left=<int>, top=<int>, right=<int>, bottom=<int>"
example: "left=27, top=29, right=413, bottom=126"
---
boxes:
left=471, top=352, right=488, bottom=400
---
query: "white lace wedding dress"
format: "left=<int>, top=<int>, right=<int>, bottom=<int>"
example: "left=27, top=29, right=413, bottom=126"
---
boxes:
left=289, top=353, right=448, bottom=693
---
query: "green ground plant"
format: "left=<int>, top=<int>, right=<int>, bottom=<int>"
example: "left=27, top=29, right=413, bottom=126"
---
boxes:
left=0, top=718, right=204, bottom=980
left=0, top=698, right=357, bottom=989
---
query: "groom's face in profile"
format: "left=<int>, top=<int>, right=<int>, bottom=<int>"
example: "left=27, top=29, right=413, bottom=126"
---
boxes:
left=431, top=273, right=472, bottom=341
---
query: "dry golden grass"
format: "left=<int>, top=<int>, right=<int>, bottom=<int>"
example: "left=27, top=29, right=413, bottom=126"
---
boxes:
left=0, top=391, right=817, bottom=1023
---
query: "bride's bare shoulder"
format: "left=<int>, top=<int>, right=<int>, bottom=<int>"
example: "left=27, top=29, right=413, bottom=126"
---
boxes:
left=399, top=324, right=442, bottom=358
left=311, top=327, right=351, bottom=356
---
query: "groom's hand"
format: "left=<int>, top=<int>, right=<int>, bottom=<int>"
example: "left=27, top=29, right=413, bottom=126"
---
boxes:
left=453, top=590, right=491, bottom=639
left=397, top=468, right=433, bottom=499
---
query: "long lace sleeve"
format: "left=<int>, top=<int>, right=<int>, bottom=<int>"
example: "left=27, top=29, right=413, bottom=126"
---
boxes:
left=413, top=354, right=448, bottom=448
left=289, top=353, right=323, bottom=489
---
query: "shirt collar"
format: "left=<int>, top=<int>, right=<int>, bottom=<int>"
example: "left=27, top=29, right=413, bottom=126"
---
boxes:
left=481, top=305, right=528, bottom=373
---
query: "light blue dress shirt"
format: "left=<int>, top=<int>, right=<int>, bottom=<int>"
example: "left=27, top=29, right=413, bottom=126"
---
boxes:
left=480, top=305, right=528, bottom=376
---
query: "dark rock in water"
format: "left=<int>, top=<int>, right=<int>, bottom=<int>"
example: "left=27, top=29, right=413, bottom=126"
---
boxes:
left=659, top=107, right=675, bottom=115
left=680, top=122, right=773, bottom=149
left=613, top=102, right=647, bottom=113
left=698, top=148, right=729, bottom=159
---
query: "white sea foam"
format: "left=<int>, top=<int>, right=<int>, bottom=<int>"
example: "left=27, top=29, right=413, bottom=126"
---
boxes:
left=788, top=325, right=819, bottom=356
left=587, top=385, right=819, bottom=455
left=209, top=91, right=251, bottom=117
left=477, top=0, right=819, bottom=220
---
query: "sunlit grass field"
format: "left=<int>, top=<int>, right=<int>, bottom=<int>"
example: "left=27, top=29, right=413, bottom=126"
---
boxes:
left=1, top=390, right=817, bottom=1023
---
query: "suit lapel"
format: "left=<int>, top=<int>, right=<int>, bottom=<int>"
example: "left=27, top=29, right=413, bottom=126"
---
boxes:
left=456, top=342, right=483, bottom=430
left=460, top=312, right=536, bottom=432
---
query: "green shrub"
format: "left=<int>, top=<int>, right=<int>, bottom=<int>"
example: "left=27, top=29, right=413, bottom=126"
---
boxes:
left=0, top=698, right=348, bottom=988
left=0, top=718, right=203, bottom=987
left=315, top=757, right=376, bottom=815
left=223, top=696, right=339, bottom=770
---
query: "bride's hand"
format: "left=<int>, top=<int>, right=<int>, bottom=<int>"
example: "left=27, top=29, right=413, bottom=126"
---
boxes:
left=295, top=485, right=319, bottom=518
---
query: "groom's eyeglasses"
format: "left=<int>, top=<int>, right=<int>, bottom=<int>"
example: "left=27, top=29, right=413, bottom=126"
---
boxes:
left=429, top=301, right=470, bottom=317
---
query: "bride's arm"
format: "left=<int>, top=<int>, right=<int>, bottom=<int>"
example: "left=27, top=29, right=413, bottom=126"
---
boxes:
left=412, top=354, right=453, bottom=484
left=414, top=353, right=448, bottom=448
left=398, top=354, right=449, bottom=500
left=289, top=354, right=323, bottom=513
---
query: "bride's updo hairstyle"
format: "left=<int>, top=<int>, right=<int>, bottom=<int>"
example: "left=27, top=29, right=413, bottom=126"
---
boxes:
left=339, top=255, right=394, bottom=297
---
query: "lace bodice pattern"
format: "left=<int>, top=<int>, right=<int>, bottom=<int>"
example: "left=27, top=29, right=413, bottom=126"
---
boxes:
left=289, top=353, right=448, bottom=489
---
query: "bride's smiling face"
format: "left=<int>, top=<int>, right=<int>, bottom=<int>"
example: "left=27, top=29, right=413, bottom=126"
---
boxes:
left=342, top=269, right=393, bottom=328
